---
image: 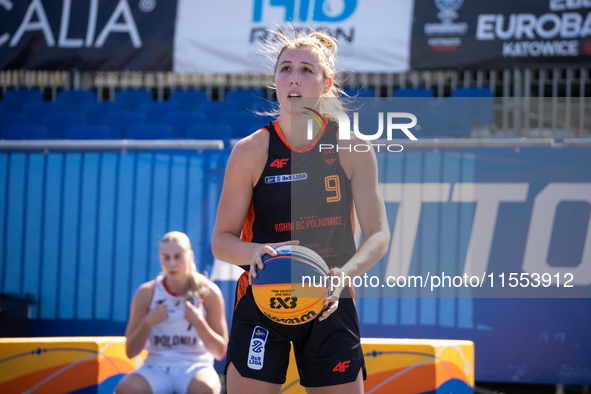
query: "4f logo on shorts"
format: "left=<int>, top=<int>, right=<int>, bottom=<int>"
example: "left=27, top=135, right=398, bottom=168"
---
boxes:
left=333, top=360, right=351, bottom=372
left=269, top=297, right=297, bottom=309
left=248, top=326, right=268, bottom=370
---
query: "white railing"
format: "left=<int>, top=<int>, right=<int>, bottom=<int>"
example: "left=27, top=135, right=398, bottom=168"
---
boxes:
left=0, top=139, right=224, bottom=151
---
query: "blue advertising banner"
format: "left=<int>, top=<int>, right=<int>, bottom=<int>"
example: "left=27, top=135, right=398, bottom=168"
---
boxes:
left=0, top=0, right=177, bottom=71
left=355, top=146, right=591, bottom=384
left=0, top=142, right=589, bottom=383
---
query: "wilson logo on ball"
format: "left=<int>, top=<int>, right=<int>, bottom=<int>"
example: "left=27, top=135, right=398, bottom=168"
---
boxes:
left=261, top=310, right=318, bottom=325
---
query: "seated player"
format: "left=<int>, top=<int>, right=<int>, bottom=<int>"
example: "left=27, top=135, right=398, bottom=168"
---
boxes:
left=116, top=231, right=228, bottom=394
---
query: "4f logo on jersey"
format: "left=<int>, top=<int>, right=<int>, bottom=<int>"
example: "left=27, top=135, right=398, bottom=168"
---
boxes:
left=333, top=360, right=351, bottom=372
left=269, top=297, right=298, bottom=309
left=270, top=158, right=289, bottom=168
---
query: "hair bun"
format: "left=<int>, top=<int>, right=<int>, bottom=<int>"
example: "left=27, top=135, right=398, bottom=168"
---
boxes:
left=310, top=31, right=337, bottom=53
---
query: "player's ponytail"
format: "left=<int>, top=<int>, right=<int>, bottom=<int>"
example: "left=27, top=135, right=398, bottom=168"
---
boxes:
left=188, top=260, right=209, bottom=299
left=306, top=30, right=346, bottom=113
left=308, top=31, right=338, bottom=75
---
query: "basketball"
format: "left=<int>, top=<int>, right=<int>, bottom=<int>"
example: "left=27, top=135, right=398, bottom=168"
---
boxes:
left=251, top=245, right=330, bottom=325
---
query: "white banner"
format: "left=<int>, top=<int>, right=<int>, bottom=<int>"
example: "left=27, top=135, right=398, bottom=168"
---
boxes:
left=173, top=0, right=413, bottom=73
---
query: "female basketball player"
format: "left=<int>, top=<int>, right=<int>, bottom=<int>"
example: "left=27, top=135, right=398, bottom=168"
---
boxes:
left=116, top=231, right=228, bottom=394
left=212, top=29, right=389, bottom=394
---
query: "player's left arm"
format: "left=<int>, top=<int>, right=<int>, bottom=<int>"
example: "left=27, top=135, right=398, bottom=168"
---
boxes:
left=184, top=281, right=229, bottom=360
left=341, top=138, right=390, bottom=278
left=320, top=139, right=390, bottom=321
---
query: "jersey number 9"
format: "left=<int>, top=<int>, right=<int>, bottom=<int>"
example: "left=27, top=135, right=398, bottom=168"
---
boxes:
left=324, top=175, right=341, bottom=203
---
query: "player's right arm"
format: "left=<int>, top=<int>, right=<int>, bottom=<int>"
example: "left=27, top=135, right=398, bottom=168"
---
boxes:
left=124, top=281, right=167, bottom=359
left=212, top=131, right=296, bottom=282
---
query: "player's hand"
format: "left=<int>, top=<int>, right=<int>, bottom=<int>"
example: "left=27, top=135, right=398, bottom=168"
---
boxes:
left=145, top=303, right=168, bottom=327
left=249, top=240, right=300, bottom=285
left=319, top=267, right=345, bottom=321
left=184, top=298, right=205, bottom=326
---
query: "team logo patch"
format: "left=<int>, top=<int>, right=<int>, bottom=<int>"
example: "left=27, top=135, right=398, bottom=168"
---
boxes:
left=265, top=173, right=308, bottom=184
left=247, top=326, right=269, bottom=370
left=322, top=149, right=337, bottom=166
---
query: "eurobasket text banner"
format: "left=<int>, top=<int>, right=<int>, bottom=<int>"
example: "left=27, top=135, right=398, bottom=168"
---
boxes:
left=411, top=0, right=591, bottom=70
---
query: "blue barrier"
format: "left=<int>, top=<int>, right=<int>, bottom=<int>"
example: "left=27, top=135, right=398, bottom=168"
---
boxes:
left=0, top=139, right=590, bottom=384
left=0, top=142, right=227, bottom=325
left=355, top=143, right=591, bottom=384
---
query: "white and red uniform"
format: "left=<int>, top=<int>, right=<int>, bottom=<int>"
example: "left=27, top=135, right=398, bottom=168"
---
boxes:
left=132, top=275, right=217, bottom=394
left=144, top=275, right=213, bottom=365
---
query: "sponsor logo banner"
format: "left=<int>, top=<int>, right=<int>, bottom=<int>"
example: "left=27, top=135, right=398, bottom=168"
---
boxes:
left=0, top=0, right=176, bottom=71
left=411, top=0, right=591, bottom=69
left=174, top=0, right=413, bottom=73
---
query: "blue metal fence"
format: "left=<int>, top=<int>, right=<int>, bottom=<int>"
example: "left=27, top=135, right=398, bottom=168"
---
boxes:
left=1, top=138, right=590, bottom=384
left=0, top=145, right=228, bottom=323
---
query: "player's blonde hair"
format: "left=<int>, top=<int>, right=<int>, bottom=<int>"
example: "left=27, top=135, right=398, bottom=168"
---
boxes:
left=160, top=231, right=209, bottom=298
left=261, top=26, right=348, bottom=116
